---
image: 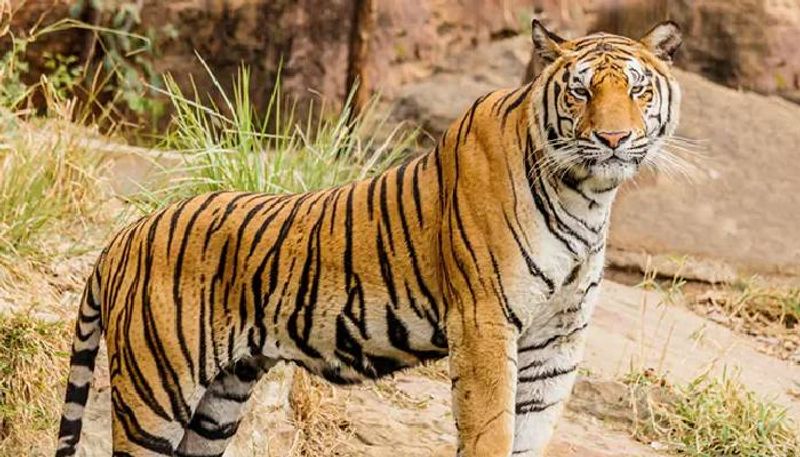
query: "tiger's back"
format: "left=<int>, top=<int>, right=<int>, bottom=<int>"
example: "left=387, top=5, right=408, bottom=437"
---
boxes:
left=102, top=163, right=451, bottom=383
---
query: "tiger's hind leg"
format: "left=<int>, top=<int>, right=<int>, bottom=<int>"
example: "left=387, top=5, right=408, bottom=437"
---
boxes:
left=176, top=355, right=276, bottom=457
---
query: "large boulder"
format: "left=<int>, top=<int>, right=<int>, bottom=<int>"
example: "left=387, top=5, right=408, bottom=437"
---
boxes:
left=610, top=69, right=800, bottom=277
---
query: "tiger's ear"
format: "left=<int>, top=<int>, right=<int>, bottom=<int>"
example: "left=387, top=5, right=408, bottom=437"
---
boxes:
left=531, top=19, right=565, bottom=65
left=640, top=21, right=682, bottom=63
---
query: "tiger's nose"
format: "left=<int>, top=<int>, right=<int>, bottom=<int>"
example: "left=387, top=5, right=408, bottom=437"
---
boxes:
left=593, top=130, right=631, bottom=149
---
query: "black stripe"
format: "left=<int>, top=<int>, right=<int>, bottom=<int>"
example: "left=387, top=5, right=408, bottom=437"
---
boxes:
left=492, top=87, right=521, bottom=114
left=433, top=145, right=445, bottom=212
left=518, top=364, right=577, bottom=383
left=501, top=83, right=532, bottom=128
left=515, top=399, right=560, bottom=415
left=386, top=305, right=447, bottom=361
left=411, top=159, right=424, bottom=227
left=367, top=176, right=378, bottom=219
left=537, top=172, right=590, bottom=248
left=378, top=174, right=396, bottom=252
left=342, top=186, right=369, bottom=339
left=465, top=92, right=491, bottom=136
left=141, top=211, right=192, bottom=424
left=519, top=323, right=588, bottom=353
left=452, top=183, right=481, bottom=273
left=503, top=213, right=555, bottom=295
left=376, top=224, right=399, bottom=307
left=187, top=413, right=240, bottom=440
left=286, top=196, right=327, bottom=358
left=489, top=252, right=522, bottom=331
left=528, top=160, right=579, bottom=256
left=172, top=193, right=225, bottom=382
left=111, top=388, right=175, bottom=455
left=117, top=228, right=172, bottom=422
left=395, top=159, right=442, bottom=326
left=201, top=193, right=257, bottom=252
left=250, top=194, right=317, bottom=354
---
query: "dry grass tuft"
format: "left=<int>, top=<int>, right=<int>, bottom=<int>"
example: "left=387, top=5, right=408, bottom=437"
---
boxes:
left=626, top=368, right=800, bottom=456
left=0, top=112, right=106, bottom=265
left=691, top=279, right=800, bottom=363
left=407, top=358, right=449, bottom=381
left=288, top=369, right=355, bottom=456
left=0, top=312, right=71, bottom=454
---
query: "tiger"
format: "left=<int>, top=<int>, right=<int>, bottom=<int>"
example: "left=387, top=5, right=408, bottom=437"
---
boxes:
left=56, top=20, right=682, bottom=457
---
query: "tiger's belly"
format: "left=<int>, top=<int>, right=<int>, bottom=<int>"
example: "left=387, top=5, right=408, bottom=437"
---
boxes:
left=263, top=294, right=449, bottom=385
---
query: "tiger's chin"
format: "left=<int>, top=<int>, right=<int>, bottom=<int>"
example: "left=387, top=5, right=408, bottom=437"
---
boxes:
left=567, top=155, right=643, bottom=187
left=585, top=157, right=641, bottom=182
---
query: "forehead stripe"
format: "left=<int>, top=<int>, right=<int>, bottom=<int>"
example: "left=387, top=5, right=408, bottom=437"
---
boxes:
left=573, top=37, right=635, bottom=51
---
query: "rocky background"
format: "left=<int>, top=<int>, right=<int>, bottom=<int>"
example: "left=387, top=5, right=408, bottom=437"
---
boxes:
left=9, top=0, right=800, bottom=107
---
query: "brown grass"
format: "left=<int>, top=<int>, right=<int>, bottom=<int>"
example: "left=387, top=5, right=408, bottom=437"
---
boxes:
left=287, top=369, right=355, bottom=456
left=0, top=109, right=109, bottom=265
left=0, top=312, right=71, bottom=455
left=690, top=279, right=800, bottom=363
left=406, top=358, right=449, bottom=382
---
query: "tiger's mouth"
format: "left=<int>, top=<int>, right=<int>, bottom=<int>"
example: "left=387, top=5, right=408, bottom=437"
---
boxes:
left=577, top=148, right=647, bottom=166
left=542, top=134, right=654, bottom=182
left=574, top=146, right=651, bottom=182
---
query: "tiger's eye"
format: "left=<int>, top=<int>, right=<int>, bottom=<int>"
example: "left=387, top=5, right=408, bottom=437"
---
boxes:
left=630, top=84, right=648, bottom=96
left=570, top=87, right=590, bottom=98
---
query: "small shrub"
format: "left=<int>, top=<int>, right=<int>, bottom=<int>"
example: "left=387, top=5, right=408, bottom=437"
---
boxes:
left=133, top=62, right=417, bottom=211
left=627, top=369, right=800, bottom=456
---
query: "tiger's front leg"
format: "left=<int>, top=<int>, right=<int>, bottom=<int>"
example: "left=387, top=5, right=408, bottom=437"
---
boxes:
left=447, top=305, right=519, bottom=457
left=511, top=280, right=599, bottom=456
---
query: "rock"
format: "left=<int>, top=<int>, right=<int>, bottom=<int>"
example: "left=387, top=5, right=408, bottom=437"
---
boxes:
left=606, top=249, right=738, bottom=284
left=393, top=35, right=531, bottom=136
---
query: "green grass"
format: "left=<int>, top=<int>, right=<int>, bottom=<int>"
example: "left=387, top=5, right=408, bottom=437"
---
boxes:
left=0, top=312, right=71, bottom=454
left=134, top=62, right=417, bottom=210
left=626, top=369, right=800, bottom=456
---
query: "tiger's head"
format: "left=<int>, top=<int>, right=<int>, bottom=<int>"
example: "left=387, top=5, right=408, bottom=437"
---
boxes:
left=529, top=20, right=682, bottom=184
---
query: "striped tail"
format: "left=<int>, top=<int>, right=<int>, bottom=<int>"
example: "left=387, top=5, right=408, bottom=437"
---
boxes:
left=55, top=268, right=103, bottom=457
